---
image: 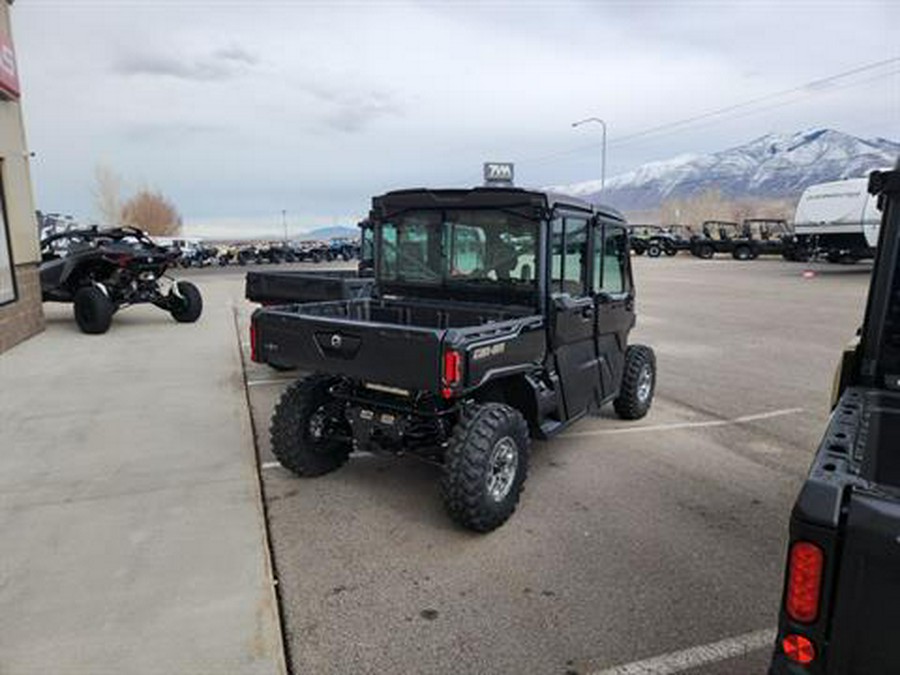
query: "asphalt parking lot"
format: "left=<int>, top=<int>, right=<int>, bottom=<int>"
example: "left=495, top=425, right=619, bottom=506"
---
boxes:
left=230, top=255, right=871, bottom=675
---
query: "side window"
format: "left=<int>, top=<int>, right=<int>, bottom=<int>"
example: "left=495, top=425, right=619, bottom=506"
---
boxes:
left=593, top=221, right=627, bottom=294
left=380, top=223, right=397, bottom=278
left=550, top=215, right=589, bottom=296
left=563, top=217, right=588, bottom=295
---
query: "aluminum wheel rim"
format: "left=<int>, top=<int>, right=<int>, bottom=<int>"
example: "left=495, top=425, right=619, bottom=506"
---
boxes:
left=637, top=365, right=653, bottom=403
left=486, top=437, right=518, bottom=502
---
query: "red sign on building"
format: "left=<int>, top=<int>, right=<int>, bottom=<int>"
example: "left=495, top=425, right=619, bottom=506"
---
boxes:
left=0, top=33, right=20, bottom=100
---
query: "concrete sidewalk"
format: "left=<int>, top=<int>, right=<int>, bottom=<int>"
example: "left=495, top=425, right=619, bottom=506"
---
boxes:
left=0, top=281, right=285, bottom=674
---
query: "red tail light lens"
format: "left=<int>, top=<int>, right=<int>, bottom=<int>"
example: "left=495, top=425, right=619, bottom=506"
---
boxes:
left=782, top=634, right=815, bottom=665
left=785, top=541, right=824, bottom=623
left=443, top=349, right=462, bottom=386
left=250, top=323, right=258, bottom=362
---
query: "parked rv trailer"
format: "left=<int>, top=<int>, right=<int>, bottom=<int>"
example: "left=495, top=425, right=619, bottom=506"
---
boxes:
left=793, top=177, right=881, bottom=262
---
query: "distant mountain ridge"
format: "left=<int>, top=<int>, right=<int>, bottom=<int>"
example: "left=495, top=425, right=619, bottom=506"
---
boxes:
left=551, top=129, right=900, bottom=211
left=304, top=226, right=357, bottom=239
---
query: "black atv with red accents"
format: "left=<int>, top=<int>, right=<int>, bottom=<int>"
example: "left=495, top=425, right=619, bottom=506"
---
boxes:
left=251, top=187, right=656, bottom=531
left=768, top=162, right=900, bottom=674
left=40, top=226, right=203, bottom=334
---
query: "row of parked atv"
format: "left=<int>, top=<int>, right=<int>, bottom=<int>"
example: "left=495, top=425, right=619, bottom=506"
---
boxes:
left=629, top=219, right=809, bottom=261
left=175, top=238, right=360, bottom=268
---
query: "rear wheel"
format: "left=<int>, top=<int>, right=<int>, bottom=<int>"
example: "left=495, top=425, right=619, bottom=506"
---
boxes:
left=270, top=375, right=352, bottom=476
left=168, top=281, right=203, bottom=323
left=614, top=345, right=656, bottom=420
left=664, top=246, right=678, bottom=257
left=442, top=403, right=529, bottom=532
left=646, top=243, right=662, bottom=258
left=73, top=286, right=114, bottom=334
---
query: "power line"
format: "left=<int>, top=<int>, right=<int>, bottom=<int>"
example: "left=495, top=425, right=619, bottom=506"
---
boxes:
left=447, top=56, right=900, bottom=185
left=607, top=56, right=900, bottom=147
left=524, top=58, right=898, bottom=168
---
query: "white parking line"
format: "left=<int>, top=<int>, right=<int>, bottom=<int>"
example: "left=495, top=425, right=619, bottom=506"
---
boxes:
left=589, top=627, right=775, bottom=675
left=565, top=408, right=804, bottom=438
left=261, top=461, right=282, bottom=471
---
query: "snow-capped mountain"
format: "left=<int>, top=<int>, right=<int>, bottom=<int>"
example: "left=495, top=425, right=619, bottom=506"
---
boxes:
left=552, top=129, right=899, bottom=211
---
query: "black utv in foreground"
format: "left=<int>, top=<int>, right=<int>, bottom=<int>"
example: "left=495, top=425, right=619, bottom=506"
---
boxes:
left=769, top=162, right=900, bottom=674
left=40, top=226, right=203, bottom=334
left=251, top=187, right=656, bottom=531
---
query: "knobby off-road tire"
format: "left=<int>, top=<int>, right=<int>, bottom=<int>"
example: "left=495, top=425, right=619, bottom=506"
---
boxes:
left=614, top=344, right=656, bottom=420
left=73, top=286, right=114, bottom=334
left=646, top=243, right=662, bottom=258
left=664, top=247, right=678, bottom=257
left=169, top=281, right=203, bottom=323
left=270, top=375, right=352, bottom=477
left=441, top=403, right=530, bottom=533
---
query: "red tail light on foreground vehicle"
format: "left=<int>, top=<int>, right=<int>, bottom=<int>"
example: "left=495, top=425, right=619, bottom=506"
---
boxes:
left=441, top=349, right=462, bottom=399
left=782, top=634, right=816, bottom=665
left=785, top=541, right=824, bottom=623
left=250, top=323, right=258, bottom=362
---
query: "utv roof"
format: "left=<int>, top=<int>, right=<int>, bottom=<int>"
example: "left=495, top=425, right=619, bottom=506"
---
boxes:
left=372, top=187, right=624, bottom=222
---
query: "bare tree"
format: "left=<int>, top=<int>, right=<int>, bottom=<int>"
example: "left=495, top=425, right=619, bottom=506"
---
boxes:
left=93, top=164, right=123, bottom=226
left=120, top=188, right=182, bottom=236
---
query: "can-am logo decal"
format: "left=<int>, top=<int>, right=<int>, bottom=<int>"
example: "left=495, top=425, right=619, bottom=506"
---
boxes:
left=472, top=342, right=506, bottom=360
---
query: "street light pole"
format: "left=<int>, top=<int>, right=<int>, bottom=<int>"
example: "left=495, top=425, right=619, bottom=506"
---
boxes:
left=571, top=117, right=607, bottom=193
left=282, top=209, right=287, bottom=243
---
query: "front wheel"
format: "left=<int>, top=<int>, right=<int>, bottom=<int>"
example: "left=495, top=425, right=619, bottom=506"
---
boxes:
left=664, top=247, right=678, bottom=257
left=732, top=245, right=753, bottom=261
left=646, top=243, right=662, bottom=258
left=270, top=375, right=352, bottom=476
left=697, top=244, right=715, bottom=259
left=73, top=286, right=114, bottom=334
left=442, top=403, right=530, bottom=532
left=168, top=281, right=203, bottom=323
left=614, top=345, right=656, bottom=420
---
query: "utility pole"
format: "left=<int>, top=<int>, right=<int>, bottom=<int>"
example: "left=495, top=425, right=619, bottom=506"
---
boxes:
left=282, top=209, right=287, bottom=242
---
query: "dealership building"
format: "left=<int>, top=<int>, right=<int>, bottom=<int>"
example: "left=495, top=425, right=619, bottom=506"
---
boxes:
left=0, top=0, right=43, bottom=354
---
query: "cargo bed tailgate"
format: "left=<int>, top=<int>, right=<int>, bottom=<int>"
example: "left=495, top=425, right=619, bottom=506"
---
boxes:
left=252, top=306, right=443, bottom=391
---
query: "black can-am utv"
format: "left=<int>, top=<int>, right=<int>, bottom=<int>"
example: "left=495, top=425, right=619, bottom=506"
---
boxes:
left=768, top=161, right=900, bottom=674
left=251, top=187, right=656, bottom=531
left=40, top=226, right=203, bottom=334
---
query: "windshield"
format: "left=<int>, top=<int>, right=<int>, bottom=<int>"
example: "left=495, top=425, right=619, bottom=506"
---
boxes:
left=378, top=209, right=539, bottom=288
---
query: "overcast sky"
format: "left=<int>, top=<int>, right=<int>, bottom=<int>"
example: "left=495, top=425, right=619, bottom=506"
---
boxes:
left=13, top=0, right=899, bottom=238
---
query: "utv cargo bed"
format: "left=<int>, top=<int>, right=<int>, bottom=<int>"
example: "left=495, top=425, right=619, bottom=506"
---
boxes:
left=252, top=297, right=541, bottom=391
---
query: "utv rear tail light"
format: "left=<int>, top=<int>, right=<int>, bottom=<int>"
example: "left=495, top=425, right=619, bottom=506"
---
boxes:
left=443, top=350, right=462, bottom=386
left=250, top=324, right=258, bottom=362
left=441, top=349, right=462, bottom=399
left=782, top=634, right=815, bottom=665
left=785, top=541, right=824, bottom=623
